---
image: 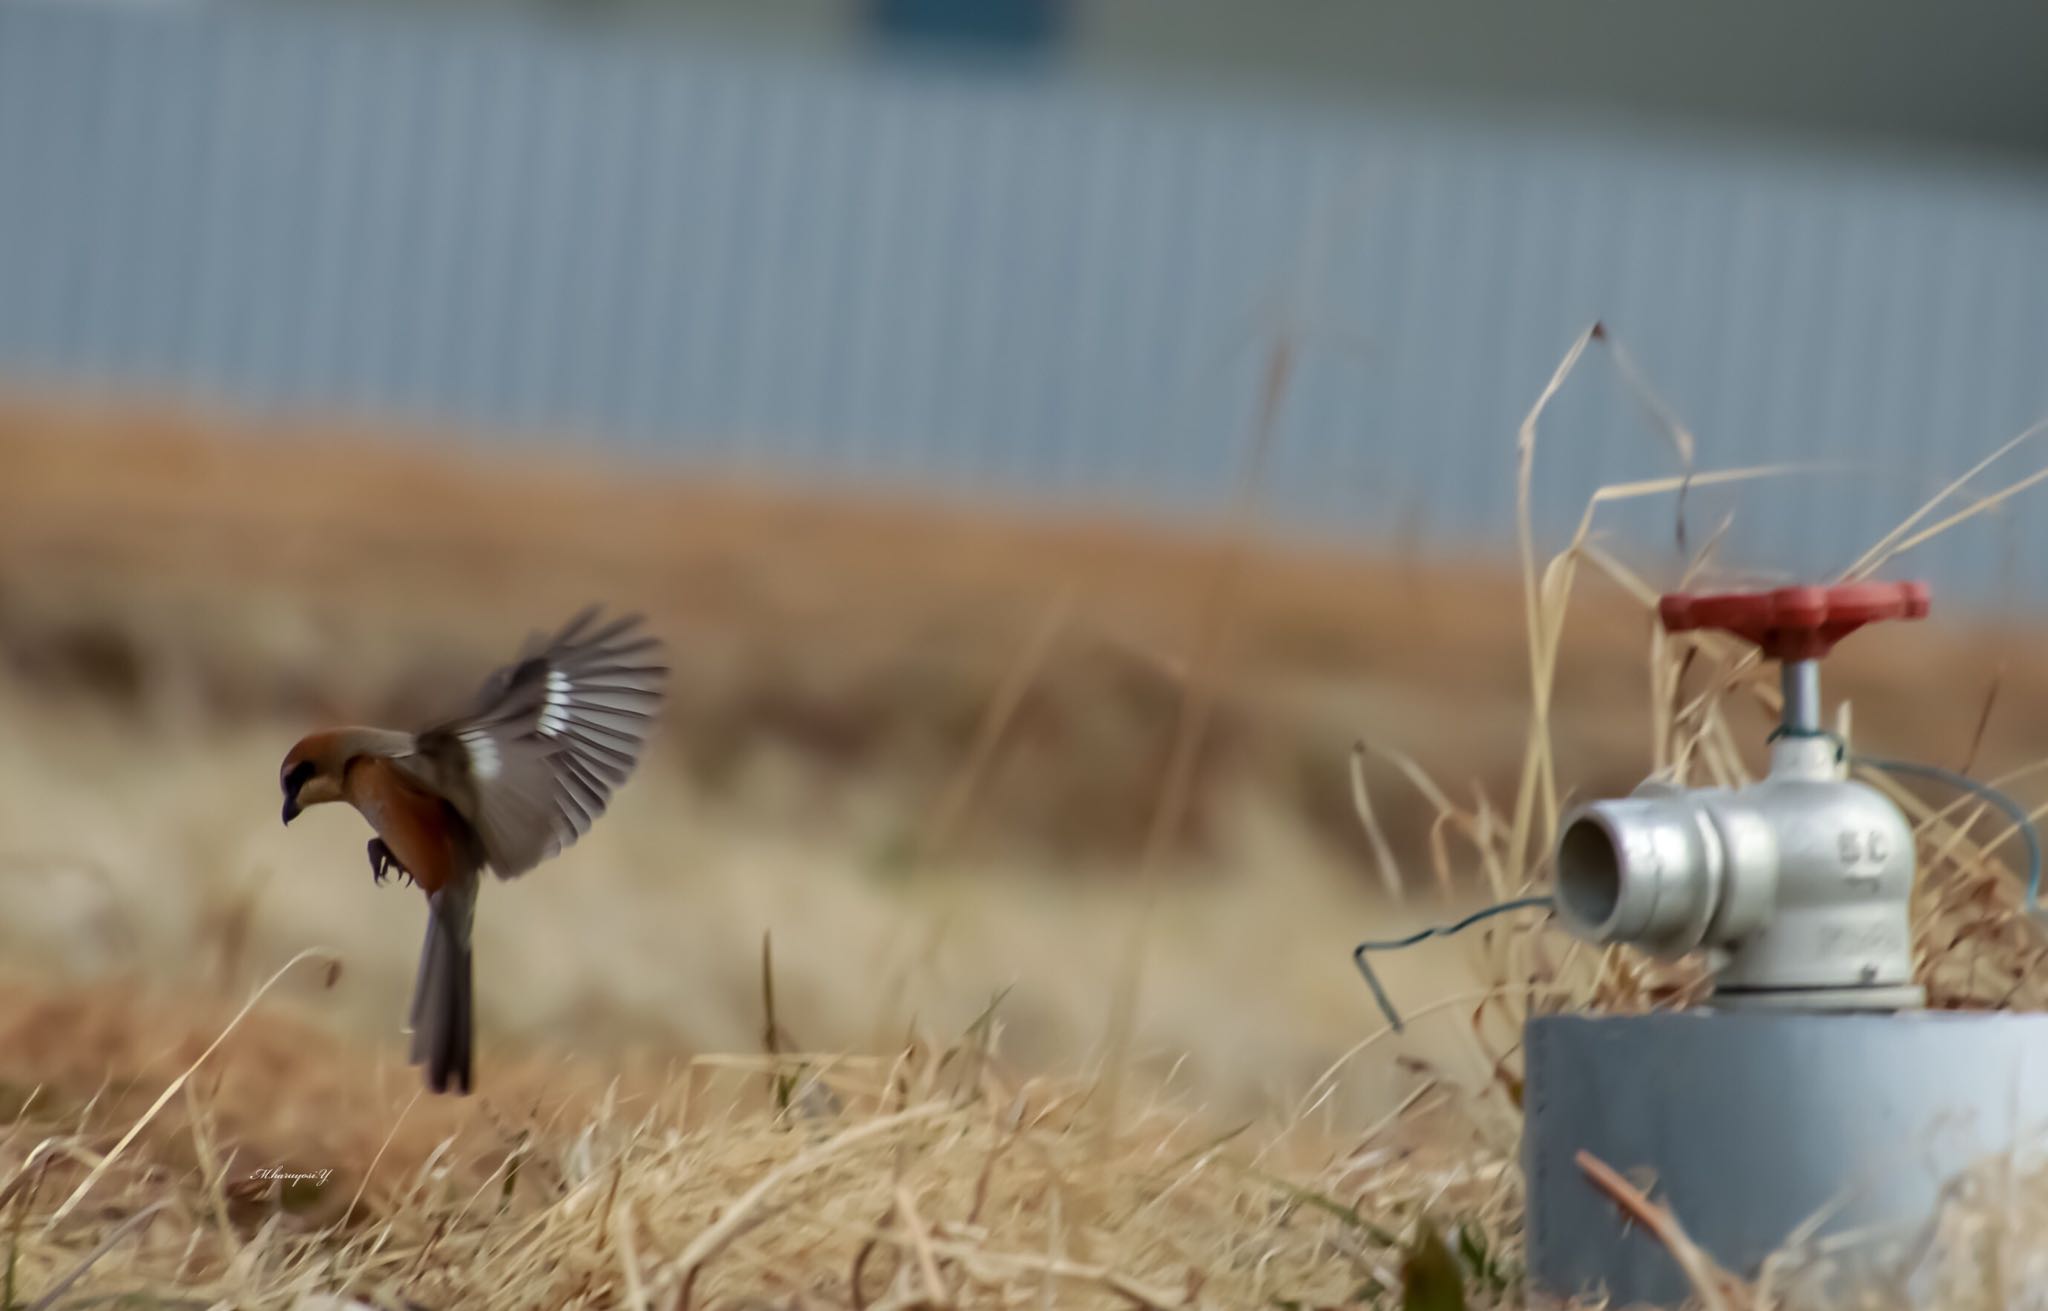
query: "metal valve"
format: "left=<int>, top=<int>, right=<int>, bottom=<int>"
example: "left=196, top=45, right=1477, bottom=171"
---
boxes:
left=1553, top=581, right=1932, bottom=1010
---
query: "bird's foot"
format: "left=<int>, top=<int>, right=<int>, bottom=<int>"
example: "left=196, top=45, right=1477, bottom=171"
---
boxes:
left=367, top=839, right=415, bottom=888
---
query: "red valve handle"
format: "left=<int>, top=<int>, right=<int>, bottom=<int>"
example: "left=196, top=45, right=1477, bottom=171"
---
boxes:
left=1658, top=581, right=1930, bottom=661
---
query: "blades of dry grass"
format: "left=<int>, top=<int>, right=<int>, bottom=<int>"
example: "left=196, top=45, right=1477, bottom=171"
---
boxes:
left=1509, top=323, right=1597, bottom=885
left=180, top=1082, right=238, bottom=1269
left=893, top=1233, right=1184, bottom=1310
left=25, top=1199, right=167, bottom=1311
left=612, top=1198, right=649, bottom=1311
left=1599, top=325, right=1699, bottom=520
left=664, top=1101, right=948, bottom=1308
left=1348, top=743, right=1408, bottom=902
left=1508, top=322, right=1824, bottom=886
left=1576, top=1149, right=1746, bottom=1311
left=892, top=1181, right=950, bottom=1306
left=1961, top=661, right=2006, bottom=775
left=44, top=948, right=342, bottom=1231
left=1839, top=414, right=2048, bottom=583
left=1870, top=464, right=2048, bottom=568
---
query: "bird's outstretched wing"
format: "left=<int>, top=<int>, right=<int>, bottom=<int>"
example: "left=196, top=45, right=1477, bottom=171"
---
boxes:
left=405, top=607, right=668, bottom=877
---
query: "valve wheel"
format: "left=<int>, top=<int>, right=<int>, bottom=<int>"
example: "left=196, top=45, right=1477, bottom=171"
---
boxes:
left=1658, top=581, right=1930, bottom=661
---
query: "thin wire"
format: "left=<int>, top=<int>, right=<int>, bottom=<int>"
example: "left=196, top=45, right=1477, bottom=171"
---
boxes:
left=1351, top=896, right=1554, bottom=1033
left=1853, top=754, right=2043, bottom=913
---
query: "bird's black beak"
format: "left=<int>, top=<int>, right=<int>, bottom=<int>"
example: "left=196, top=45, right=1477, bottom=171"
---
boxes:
left=281, top=760, right=314, bottom=826
left=282, top=777, right=302, bottom=824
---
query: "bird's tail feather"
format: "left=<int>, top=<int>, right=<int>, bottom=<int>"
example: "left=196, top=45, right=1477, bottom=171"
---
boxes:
left=409, top=903, right=474, bottom=1095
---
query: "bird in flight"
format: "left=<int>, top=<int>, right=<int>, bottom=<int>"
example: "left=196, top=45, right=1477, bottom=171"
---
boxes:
left=279, top=607, right=667, bottom=1094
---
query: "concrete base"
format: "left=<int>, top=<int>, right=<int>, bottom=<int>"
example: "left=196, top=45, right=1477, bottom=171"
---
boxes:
left=1524, top=1010, right=2048, bottom=1306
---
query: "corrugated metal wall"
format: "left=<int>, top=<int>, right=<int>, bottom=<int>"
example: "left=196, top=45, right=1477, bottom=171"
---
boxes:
left=5, top=0, right=2048, bottom=600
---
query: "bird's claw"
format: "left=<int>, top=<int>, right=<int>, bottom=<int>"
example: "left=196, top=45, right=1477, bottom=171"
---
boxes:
left=367, top=839, right=414, bottom=888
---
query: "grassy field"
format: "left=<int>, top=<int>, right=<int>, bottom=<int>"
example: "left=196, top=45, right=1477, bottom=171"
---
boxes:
left=3, top=388, right=2048, bottom=1307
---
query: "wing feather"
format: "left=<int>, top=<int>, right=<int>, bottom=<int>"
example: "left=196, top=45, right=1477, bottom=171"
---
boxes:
left=407, top=608, right=668, bottom=877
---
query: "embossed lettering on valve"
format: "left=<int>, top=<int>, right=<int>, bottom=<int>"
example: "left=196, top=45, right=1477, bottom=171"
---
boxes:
left=1837, top=828, right=1890, bottom=867
left=1838, top=826, right=1893, bottom=896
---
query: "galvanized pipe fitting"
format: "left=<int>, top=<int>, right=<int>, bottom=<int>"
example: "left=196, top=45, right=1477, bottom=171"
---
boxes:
left=1555, top=734, right=1921, bottom=1007
left=1553, top=583, right=1934, bottom=1011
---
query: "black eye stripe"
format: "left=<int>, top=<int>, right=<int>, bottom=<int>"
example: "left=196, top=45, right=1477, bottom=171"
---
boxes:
left=284, top=760, right=316, bottom=792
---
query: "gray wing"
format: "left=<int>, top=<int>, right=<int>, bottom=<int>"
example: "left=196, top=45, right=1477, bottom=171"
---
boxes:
left=406, top=606, right=668, bottom=878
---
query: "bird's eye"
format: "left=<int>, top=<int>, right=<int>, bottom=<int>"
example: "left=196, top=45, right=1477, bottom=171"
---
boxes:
left=284, top=760, right=316, bottom=792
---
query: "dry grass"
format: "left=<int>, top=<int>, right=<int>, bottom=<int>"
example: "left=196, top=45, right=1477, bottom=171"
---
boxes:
left=3, top=337, right=2048, bottom=1308
left=0, top=966, right=1522, bottom=1310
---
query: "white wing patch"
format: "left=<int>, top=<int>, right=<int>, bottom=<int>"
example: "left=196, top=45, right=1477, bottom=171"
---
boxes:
left=460, top=728, right=502, bottom=780
left=538, top=669, right=573, bottom=738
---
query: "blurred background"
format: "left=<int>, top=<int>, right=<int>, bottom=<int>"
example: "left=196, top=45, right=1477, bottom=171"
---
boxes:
left=4, top=0, right=2048, bottom=1123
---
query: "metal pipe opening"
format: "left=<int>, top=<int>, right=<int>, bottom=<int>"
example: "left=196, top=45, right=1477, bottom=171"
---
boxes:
left=1557, top=814, right=1624, bottom=937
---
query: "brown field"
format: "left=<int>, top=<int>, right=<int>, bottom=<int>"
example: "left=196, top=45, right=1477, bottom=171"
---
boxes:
left=2, top=388, right=2047, bottom=1306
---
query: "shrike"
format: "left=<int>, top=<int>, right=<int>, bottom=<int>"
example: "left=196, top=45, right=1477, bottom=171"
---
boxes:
left=280, top=607, right=666, bottom=1093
